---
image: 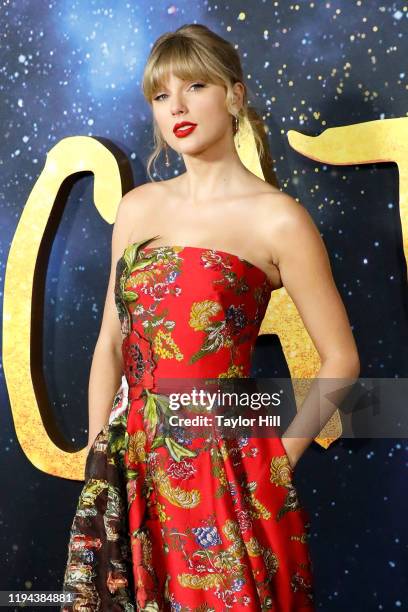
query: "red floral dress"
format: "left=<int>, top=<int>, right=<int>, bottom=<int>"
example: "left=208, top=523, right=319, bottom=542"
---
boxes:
left=61, top=236, right=315, bottom=611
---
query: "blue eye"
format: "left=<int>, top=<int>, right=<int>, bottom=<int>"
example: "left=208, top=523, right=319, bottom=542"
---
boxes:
left=153, top=83, right=205, bottom=102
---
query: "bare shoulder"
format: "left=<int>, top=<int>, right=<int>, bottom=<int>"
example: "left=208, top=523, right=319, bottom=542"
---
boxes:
left=119, top=181, right=160, bottom=213
left=255, top=189, right=310, bottom=225
left=116, top=181, right=163, bottom=236
left=252, top=191, right=320, bottom=264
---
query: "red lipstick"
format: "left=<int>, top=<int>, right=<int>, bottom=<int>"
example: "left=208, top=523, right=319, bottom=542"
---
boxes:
left=173, top=121, right=197, bottom=138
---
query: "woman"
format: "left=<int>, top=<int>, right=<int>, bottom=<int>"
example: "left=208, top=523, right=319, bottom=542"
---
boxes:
left=61, top=23, right=360, bottom=611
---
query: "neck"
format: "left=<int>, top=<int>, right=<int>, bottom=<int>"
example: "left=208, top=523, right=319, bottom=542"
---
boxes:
left=178, top=136, right=248, bottom=204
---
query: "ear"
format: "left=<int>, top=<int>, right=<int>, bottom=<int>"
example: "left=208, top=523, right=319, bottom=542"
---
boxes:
left=232, top=81, right=245, bottom=111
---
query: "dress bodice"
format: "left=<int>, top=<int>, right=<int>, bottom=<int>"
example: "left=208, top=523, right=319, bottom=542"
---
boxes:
left=62, top=235, right=315, bottom=612
left=114, top=236, right=273, bottom=400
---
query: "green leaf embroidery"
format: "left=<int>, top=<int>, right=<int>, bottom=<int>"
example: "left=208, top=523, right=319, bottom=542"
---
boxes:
left=123, top=290, right=139, bottom=302
left=189, top=321, right=226, bottom=364
left=143, top=392, right=158, bottom=443
left=152, top=393, right=173, bottom=416
left=164, top=437, right=197, bottom=462
left=130, top=258, right=153, bottom=272
left=150, top=435, right=166, bottom=450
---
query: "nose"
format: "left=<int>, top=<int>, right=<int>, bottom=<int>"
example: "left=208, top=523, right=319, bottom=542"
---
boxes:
left=170, top=93, right=187, bottom=116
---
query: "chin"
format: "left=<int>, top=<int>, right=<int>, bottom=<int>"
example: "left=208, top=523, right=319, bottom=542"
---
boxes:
left=175, top=141, right=206, bottom=154
left=176, top=140, right=217, bottom=155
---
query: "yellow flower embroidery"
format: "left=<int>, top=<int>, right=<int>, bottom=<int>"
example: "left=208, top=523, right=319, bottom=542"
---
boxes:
left=218, top=364, right=245, bottom=378
left=156, top=501, right=171, bottom=523
left=153, top=329, right=184, bottom=360
left=189, top=300, right=221, bottom=331
left=128, top=430, right=147, bottom=463
left=270, top=455, right=293, bottom=487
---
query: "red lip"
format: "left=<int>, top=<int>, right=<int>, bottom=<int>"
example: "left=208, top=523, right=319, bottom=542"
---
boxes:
left=173, top=121, right=197, bottom=137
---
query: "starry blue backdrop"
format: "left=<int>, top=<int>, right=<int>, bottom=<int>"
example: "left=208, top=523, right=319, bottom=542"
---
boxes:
left=0, top=1, right=407, bottom=610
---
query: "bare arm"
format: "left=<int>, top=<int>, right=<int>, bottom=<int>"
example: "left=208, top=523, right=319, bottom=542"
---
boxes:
left=85, top=191, right=137, bottom=450
left=265, top=195, right=360, bottom=467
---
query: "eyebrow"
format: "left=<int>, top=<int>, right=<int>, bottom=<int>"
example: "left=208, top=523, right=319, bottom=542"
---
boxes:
left=155, top=78, right=202, bottom=91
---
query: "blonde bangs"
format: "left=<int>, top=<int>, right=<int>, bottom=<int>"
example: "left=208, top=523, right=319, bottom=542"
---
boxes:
left=143, top=38, right=226, bottom=102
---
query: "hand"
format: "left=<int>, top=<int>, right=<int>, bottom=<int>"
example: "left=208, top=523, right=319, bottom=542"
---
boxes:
left=85, top=431, right=100, bottom=456
left=280, top=437, right=297, bottom=471
left=85, top=423, right=109, bottom=458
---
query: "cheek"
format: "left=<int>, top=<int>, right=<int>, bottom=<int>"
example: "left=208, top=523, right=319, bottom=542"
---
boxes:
left=197, top=102, right=230, bottom=130
left=152, top=108, right=168, bottom=130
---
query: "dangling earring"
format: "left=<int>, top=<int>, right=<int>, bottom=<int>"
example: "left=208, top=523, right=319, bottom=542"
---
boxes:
left=234, top=115, right=240, bottom=148
left=164, top=142, right=170, bottom=167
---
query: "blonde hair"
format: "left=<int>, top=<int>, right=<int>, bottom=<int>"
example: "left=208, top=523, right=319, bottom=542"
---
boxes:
left=142, top=23, right=266, bottom=181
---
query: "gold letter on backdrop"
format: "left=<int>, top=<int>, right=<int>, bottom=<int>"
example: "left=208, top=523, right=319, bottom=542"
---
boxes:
left=3, top=136, right=123, bottom=480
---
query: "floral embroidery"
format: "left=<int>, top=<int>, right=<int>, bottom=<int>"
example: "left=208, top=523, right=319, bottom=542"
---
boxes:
left=122, top=331, right=155, bottom=401
left=61, top=238, right=315, bottom=611
left=200, top=249, right=250, bottom=294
